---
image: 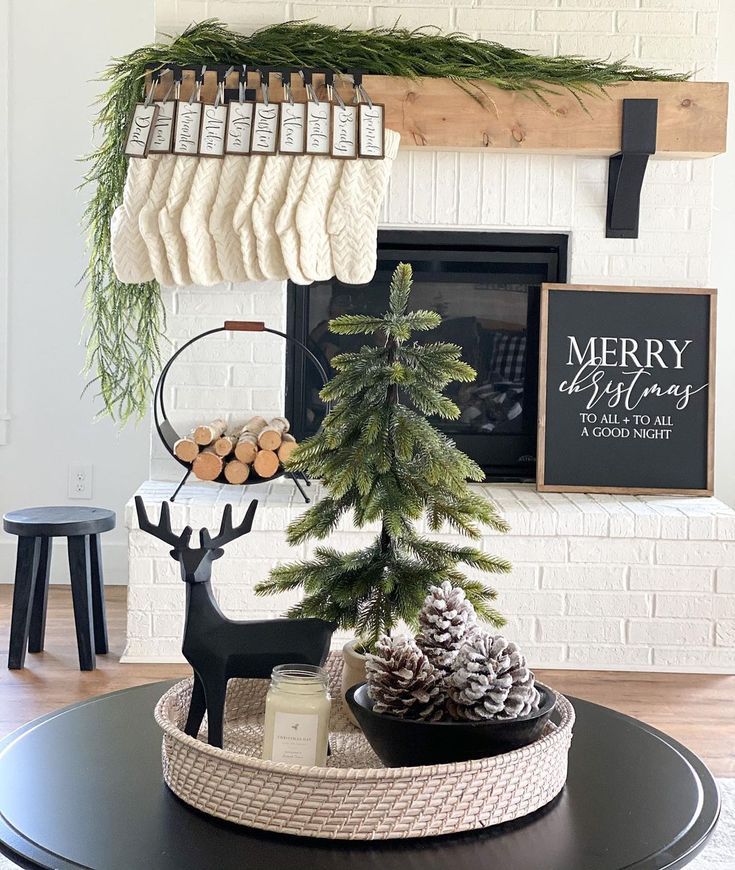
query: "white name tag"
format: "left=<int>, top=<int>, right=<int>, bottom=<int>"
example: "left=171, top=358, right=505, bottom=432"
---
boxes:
left=199, top=104, right=228, bottom=157
left=331, top=105, right=358, bottom=159
left=250, top=104, right=280, bottom=154
left=225, top=102, right=254, bottom=154
left=359, top=104, right=385, bottom=159
left=173, top=102, right=203, bottom=155
left=124, top=104, right=158, bottom=158
left=305, top=102, right=330, bottom=155
left=148, top=101, right=176, bottom=154
left=279, top=102, right=306, bottom=154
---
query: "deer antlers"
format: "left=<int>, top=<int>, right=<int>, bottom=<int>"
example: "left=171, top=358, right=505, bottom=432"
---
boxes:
left=200, top=500, right=258, bottom=549
left=135, top=496, right=258, bottom=551
left=135, top=497, right=192, bottom=548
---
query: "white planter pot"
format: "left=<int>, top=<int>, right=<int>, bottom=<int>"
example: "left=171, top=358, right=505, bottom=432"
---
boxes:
left=341, top=638, right=368, bottom=726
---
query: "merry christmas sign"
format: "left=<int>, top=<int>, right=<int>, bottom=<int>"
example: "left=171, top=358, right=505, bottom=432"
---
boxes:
left=537, top=284, right=716, bottom=495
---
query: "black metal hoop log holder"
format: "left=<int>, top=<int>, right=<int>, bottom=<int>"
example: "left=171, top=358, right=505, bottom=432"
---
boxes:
left=154, top=320, right=329, bottom=504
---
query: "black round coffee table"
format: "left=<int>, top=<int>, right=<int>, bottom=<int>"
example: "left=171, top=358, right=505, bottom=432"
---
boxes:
left=0, top=681, right=719, bottom=870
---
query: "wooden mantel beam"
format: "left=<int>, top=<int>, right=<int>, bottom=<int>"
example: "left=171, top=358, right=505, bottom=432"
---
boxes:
left=372, top=78, right=728, bottom=159
left=151, top=74, right=728, bottom=159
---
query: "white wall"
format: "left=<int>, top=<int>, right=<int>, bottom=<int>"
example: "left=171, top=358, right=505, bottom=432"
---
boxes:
left=0, top=1, right=154, bottom=583
left=712, top=3, right=735, bottom=507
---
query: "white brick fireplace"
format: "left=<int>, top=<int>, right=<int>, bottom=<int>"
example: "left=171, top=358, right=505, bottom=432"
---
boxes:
left=125, top=0, right=735, bottom=670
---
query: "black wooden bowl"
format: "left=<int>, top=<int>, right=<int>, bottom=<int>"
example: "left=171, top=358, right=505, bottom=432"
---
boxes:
left=345, top=681, right=557, bottom=767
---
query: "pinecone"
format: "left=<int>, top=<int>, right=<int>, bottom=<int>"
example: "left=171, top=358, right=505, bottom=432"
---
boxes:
left=447, top=632, right=540, bottom=721
left=366, top=635, right=445, bottom=721
left=415, top=581, right=477, bottom=675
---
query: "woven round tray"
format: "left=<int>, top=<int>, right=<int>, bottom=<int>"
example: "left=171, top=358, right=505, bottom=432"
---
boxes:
left=155, top=654, right=575, bottom=840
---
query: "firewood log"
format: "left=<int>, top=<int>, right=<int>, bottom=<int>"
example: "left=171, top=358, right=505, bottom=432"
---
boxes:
left=213, top=434, right=237, bottom=457
left=277, top=433, right=298, bottom=463
left=173, top=432, right=199, bottom=463
left=192, top=446, right=223, bottom=481
left=253, top=449, right=279, bottom=478
left=194, top=418, right=227, bottom=446
left=234, top=416, right=268, bottom=463
left=234, top=434, right=258, bottom=465
left=224, top=459, right=250, bottom=484
left=258, top=417, right=290, bottom=451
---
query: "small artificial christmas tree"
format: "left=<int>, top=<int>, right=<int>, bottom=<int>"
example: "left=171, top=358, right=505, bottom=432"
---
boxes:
left=255, top=262, right=510, bottom=648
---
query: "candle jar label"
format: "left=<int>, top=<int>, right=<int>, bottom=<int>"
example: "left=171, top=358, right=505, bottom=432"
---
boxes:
left=359, top=103, right=385, bottom=159
left=226, top=102, right=254, bottom=154
left=124, top=104, right=158, bottom=158
left=331, top=105, right=358, bottom=159
left=279, top=103, right=306, bottom=154
left=149, top=101, right=176, bottom=154
left=271, top=712, right=319, bottom=765
left=306, top=102, right=330, bottom=155
left=174, top=102, right=203, bottom=155
left=199, top=104, right=228, bottom=157
left=251, top=104, right=280, bottom=154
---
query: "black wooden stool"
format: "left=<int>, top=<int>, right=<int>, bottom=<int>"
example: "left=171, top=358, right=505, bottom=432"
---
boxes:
left=4, top=507, right=116, bottom=671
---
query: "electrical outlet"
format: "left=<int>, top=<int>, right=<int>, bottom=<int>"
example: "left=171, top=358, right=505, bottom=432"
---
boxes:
left=68, top=464, right=93, bottom=500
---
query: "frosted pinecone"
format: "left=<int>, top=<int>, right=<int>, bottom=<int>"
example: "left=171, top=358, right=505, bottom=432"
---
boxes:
left=415, top=581, right=477, bottom=675
left=366, top=635, right=445, bottom=721
left=447, top=632, right=540, bottom=721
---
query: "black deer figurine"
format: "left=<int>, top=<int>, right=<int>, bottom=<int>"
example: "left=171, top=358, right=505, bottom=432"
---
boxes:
left=135, top=497, right=336, bottom=748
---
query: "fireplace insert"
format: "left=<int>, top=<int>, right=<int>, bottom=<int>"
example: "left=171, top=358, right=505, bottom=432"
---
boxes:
left=285, top=230, right=568, bottom=481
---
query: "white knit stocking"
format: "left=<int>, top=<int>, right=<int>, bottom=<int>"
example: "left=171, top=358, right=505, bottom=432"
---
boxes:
left=138, top=154, right=176, bottom=287
left=181, top=159, right=224, bottom=286
left=295, top=157, right=344, bottom=282
left=252, top=156, right=293, bottom=280
left=275, top=155, right=313, bottom=285
left=233, top=155, right=266, bottom=281
left=209, top=155, right=249, bottom=283
left=110, top=156, right=159, bottom=284
left=327, top=129, right=401, bottom=284
left=158, top=156, right=199, bottom=286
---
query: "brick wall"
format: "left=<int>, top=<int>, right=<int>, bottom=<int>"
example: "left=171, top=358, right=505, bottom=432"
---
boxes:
left=125, top=481, right=735, bottom=670
left=133, top=1, right=730, bottom=670
left=150, top=1, right=718, bottom=480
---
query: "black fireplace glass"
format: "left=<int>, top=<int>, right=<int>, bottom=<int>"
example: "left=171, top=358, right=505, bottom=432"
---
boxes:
left=286, top=230, right=568, bottom=481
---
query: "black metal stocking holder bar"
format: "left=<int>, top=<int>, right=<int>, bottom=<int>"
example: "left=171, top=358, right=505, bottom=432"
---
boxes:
left=153, top=320, right=330, bottom=503
left=606, top=98, right=658, bottom=239
left=145, top=62, right=362, bottom=103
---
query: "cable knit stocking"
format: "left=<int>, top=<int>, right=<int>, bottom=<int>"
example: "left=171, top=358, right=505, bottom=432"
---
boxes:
left=181, top=159, right=224, bottom=286
left=275, top=155, right=313, bottom=285
left=110, top=156, right=159, bottom=284
left=209, top=155, right=249, bottom=283
left=327, top=129, right=401, bottom=284
left=233, top=155, right=266, bottom=281
left=252, top=156, right=293, bottom=280
left=138, top=154, right=176, bottom=287
left=295, top=157, right=344, bottom=282
left=158, top=156, right=199, bottom=286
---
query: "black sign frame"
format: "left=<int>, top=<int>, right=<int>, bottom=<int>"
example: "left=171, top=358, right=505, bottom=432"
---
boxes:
left=537, top=283, right=716, bottom=496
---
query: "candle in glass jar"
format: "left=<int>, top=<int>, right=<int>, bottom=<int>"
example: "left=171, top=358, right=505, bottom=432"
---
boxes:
left=262, top=664, right=331, bottom=766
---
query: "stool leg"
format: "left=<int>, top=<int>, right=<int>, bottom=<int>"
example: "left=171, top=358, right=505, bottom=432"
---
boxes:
left=67, top=535, right=95, bottom=671
left=8, top=537, right=40, bottom=669
left=88, top=534, right=108, bottom=655
left=28, top=537, right=52, bottom=653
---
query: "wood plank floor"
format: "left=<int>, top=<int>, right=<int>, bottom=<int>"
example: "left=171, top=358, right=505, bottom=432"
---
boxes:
left=1, top=586, right=734, bottom=776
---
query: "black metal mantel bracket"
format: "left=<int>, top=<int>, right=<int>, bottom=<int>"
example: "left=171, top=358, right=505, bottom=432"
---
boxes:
left=606, top=98, right=658, bottom=239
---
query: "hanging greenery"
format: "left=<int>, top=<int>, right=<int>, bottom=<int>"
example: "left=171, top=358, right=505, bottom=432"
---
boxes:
left=83, top=18, right=687, bottom=421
